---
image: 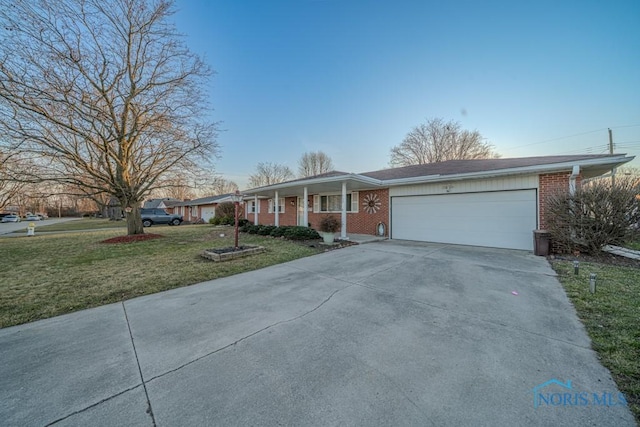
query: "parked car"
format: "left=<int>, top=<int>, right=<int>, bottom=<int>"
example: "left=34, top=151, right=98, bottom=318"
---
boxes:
left=140, top=208, right=183, bottom=227
left=25, top=214, right=41, bottom=221
left=37, top=213, right=48, bottom=220
left=1, top=214, right=21, bottom=223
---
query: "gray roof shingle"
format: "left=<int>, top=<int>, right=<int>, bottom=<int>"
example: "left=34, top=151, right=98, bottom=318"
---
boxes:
left=360, top=155, right=619, bottom=180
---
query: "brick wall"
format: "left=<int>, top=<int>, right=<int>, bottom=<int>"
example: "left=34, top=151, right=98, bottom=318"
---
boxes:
left=538, top=172, right=582, bottom=230
left=539, top=171, right=582, bottom=253
left=248, top=197, right=297, bottom=226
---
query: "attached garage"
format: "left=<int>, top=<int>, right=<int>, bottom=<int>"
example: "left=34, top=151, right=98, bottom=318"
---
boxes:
left=391, top=189, right=538, bottom=250
left=201, top=207, right=216, bottom=222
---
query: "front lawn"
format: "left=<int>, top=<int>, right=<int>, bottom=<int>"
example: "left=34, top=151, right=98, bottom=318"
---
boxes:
left=15, top=218, right=126, bottom=232
left=552, top=259, right=640, bottom=422
left=0, top=226, right=322, bottom=328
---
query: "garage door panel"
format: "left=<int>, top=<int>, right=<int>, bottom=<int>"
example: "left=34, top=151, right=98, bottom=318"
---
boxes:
left=391, top=190, right=537, bottom=250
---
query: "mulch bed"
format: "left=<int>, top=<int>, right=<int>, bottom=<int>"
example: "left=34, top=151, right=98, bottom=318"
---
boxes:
left=101, top=233, right=163, bottom=244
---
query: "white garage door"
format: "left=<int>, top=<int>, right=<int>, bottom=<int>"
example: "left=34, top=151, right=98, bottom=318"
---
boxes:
left=201, top=207, right=216, bottom=222
left=391, top=190, right=537, bottom=250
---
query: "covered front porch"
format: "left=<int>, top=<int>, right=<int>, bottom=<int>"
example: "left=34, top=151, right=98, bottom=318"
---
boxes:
left=242, top=173, right=384, bottom=239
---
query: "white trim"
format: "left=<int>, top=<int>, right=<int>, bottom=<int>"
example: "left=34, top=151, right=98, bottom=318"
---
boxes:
left=303, top=187, right=308, bottom=227
left=243, top=173, right=382, bottom=194
left=341, top=182, right=347, bottom=239
left=268, top=198, right=285, bottom=214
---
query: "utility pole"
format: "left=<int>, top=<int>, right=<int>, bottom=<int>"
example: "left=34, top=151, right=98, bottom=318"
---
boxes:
left=609, top=128, right=616, bottom=186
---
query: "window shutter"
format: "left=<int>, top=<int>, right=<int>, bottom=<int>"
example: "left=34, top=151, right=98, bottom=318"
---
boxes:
left=280, top=198, right=285, bottom=214
left=257, top=200, right=260, bottom=214
left=268, top=199, right=273, bottom=214
left=313, top=195, right=320, bottom=213
left=351, top=192, right=359, bottom=212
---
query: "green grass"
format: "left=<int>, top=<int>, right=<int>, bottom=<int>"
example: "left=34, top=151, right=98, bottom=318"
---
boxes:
left=624, top=241, right=640, bottom=251
left=0, top=225, right=321, bottom=328
left=552, top=260, right=640, bottom=422
left=14, top=218, right=126, bottom=232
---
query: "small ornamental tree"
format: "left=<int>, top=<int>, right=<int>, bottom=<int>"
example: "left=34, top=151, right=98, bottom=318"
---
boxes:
left=545, top=177, right=640, bottom=253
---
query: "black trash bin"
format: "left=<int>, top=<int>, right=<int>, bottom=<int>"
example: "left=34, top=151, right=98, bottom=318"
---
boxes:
left=533, top=230, right=551, bottom=256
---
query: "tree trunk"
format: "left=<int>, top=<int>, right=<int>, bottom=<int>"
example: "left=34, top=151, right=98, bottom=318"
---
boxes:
left=126, top=205, right=144, bottom=235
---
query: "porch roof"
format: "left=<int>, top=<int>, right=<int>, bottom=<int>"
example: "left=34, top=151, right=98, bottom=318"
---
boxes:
left=242, top=172, right=383, bottom=198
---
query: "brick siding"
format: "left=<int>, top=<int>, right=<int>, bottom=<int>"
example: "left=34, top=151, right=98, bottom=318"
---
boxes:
left=539, top=171, right=582, bottom=253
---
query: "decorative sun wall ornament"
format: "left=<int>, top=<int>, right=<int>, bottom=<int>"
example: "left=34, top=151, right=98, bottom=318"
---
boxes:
left=363, top=193, right=381, bottom=214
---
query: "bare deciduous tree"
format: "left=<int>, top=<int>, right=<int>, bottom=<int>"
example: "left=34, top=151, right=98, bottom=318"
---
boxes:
left=0, top=152, right=27, bottom=211
left=206, top=176, right=238, bottom=196
left=390, top=118, right=499, bottom=167
left=0, top=0, right=218, bottom=234
left=248, top=162, right=293, bottom=188
left=298, top=151, right=334, bottom=177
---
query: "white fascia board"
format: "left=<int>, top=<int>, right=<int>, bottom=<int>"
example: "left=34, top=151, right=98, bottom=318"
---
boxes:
left=242, top=174, right=383, bottom=194
left=383, top=155, right=634, bottom=186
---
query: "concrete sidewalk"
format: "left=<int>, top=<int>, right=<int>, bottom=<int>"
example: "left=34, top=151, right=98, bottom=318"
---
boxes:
left=0, top=241, right=635, bottom=426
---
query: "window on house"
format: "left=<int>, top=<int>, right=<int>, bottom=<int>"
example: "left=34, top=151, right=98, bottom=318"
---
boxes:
left=268, top=198, right=285, bottom=213
left=314, top=192, right=358, bottom=213
left=247, top=200, right=260, bottom=214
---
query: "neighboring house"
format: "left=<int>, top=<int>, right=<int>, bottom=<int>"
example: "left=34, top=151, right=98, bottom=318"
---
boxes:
left=242, top=154, right=634, bottom=251
left=172, top=193, right=235, bottom=222
left=143, top=198, right=183, bottom=210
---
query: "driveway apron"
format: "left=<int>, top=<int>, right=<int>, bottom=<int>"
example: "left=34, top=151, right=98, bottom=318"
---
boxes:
left=0, top=241, right=635, bottom=426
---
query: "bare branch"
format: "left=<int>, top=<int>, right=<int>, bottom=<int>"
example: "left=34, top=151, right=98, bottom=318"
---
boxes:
left=0, top=0, right=218, bottom=234
left=298, top=151, right=334, bottom=177
left=248, top=162, right=294, bottom=188
left=390, top=118, right=499, bottom=166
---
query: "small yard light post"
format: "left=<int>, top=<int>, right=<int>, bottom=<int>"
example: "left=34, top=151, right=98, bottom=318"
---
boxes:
left=589, top=273, right=597, bottom=294
left=573, top=260, right=579, bottom=275
left=230, top=190, right=244, bottom=249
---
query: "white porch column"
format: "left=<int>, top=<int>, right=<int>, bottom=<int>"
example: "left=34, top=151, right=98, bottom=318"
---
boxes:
left=254, top=195, right=258, bottom=224
left=303, top=186, right=308, bottom=227
left=341, top=181, right=347, bottom=239
left=274, top=190, right=279, bottom=227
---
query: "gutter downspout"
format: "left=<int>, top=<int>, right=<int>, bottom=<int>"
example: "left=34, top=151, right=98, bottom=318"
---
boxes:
left=569, top=165, right=580, bottom=195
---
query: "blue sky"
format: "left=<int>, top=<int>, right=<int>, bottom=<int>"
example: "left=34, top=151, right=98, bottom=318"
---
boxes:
left=173, top=0, right=640, bottom=188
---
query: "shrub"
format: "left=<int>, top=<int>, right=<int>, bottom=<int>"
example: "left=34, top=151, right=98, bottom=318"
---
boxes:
left=215, top=202, right=239, bottom=218
left=546, top=177, right=640, bottom=253
left=239, top=219, right=253, bottom=232
left=257, top=225, right=277, bottom=235
left=209, top=215, right=235, bottom=225
left=318, top=215, right=340, bottom=233
left=284, top=226, right=321, bottom=240
left=246, top=224, right=260, bottom=234
left=270, top=226, right=290, bottom=237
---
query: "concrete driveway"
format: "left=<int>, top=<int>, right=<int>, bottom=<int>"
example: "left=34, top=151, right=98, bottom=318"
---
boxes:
left=0, top=241, right=635, bottom=426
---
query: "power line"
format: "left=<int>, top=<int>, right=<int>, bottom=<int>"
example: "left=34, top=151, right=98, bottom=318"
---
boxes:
left=501, top=124, right=640, bottom=152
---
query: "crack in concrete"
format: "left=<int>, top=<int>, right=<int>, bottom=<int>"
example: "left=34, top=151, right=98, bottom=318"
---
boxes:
left=45, top=385, right=143, bottom=426
left=46, top=303, right=158, bottom=426
left=145, top=286, right=351, bottom=384
left=122, top=302, right=157, bottom=426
